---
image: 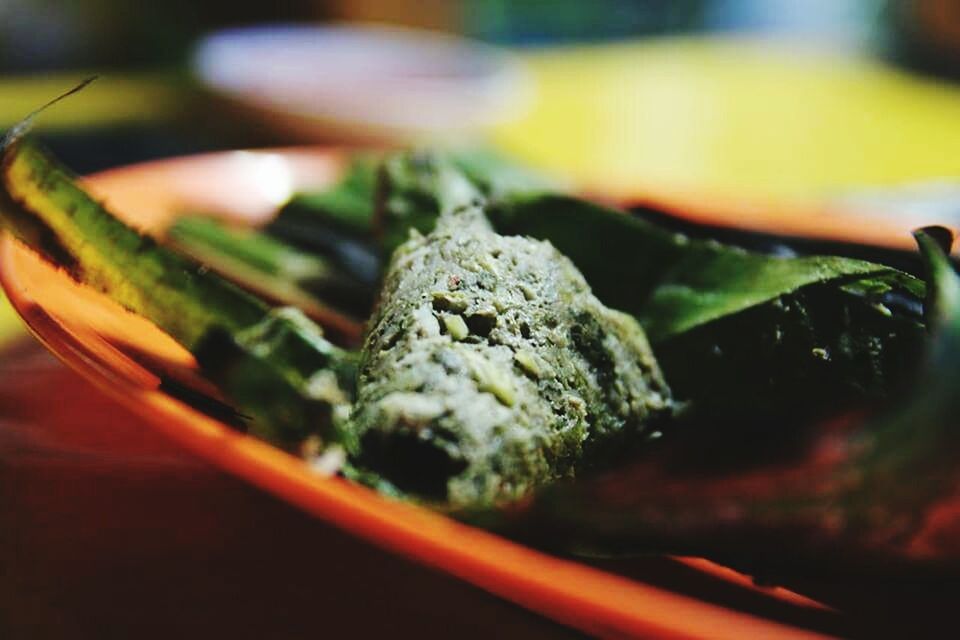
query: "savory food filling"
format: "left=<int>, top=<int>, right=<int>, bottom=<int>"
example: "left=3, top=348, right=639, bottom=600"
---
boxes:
left=347, top=199, right=671, bottom=507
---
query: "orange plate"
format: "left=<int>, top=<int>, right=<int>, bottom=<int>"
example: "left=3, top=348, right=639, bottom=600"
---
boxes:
left=0, top=148, right=831, bottom=639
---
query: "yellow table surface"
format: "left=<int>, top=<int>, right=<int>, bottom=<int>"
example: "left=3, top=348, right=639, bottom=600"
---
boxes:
left=493, top=37, right=960, bottom=204
left=0, top=72, right=184, bottom=133
left=0, top=297, right=21, bottom=346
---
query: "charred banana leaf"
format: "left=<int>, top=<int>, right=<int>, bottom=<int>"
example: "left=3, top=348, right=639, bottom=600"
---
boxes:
left=489, top=193, right=928, bottom=428
left=0, top=132, right=354, bottom=447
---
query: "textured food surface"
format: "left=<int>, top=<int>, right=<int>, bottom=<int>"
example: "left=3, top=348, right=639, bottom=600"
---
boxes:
left=348, top=202, right=671, bottom=508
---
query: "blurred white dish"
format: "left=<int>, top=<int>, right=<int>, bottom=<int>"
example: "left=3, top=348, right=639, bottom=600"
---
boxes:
left=192, top=23, right=530, bottom=143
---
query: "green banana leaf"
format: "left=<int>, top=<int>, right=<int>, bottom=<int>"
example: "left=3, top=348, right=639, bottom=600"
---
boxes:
left=173, top=151, right=928, bottom=430
left=479, top=228, right=960, bottom=569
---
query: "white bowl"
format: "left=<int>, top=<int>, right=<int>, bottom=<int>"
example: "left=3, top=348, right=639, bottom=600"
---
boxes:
left=192, top=23, right=531, bottom=143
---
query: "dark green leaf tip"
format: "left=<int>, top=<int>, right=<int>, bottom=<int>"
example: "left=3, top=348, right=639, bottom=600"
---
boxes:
left=2, top=76, right=98, bottom=149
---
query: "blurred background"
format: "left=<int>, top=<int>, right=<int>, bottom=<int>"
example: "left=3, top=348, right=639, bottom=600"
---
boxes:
left=2, top=0, right=960, bottom=341
left=3, top=3, right=960, bottom=637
